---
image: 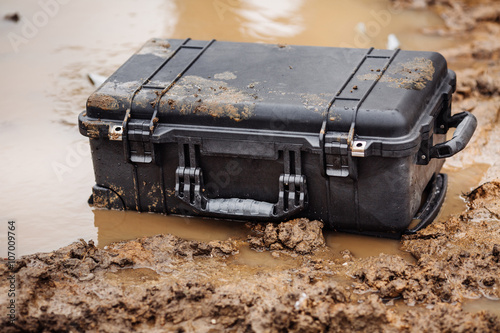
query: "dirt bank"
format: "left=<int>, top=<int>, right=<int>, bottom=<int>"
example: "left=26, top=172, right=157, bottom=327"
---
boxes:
left=1, top=208, right=499, bottom=332
left=352, top=181, right=500, bottom=306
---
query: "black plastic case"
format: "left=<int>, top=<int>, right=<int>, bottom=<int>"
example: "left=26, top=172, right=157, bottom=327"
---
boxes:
left=79, top=38, right=476, bottom=237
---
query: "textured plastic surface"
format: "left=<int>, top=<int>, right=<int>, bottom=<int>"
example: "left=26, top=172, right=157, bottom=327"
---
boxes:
left=79, top=38, right=475, bottom=236
left=84, top=39, right=452, bottom=157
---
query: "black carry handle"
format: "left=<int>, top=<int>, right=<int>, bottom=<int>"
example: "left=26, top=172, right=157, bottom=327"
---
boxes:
left=431, top=112, right=477, bottom=159
left=175, top=167, right=307, bottom=220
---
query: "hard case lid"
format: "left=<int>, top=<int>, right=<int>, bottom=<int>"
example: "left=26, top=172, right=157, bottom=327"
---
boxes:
left=85, top=38, right=453, bottom=151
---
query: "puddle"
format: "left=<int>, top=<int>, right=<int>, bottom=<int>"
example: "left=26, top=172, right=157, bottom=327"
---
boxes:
left=228, top=244, right=299, bottom=268
left=94, top=210, right=249, bottom=248
left=463, top=299, right=500, bottom=317
left=95, top=208, right=414, bottom=264
left=326, top=232, right=415, bottom=262
left=106, top=267, right=160, bottom=285
left=173, top=0, right=457, bottom=51
left=437, top=163, right=491, bottom=222
left=0, top=0, right=171, bottom=257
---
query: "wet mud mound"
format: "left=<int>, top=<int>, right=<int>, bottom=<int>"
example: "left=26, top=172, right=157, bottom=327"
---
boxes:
left=2, top=212, right=500, bottom=332
left=351, top=181, right=500, bottom=306
left=247, top=218, right=325, bottom=254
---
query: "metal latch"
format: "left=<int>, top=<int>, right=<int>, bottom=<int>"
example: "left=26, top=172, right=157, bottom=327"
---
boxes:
left=323, top=131, right=367, bottom=177
left=351, top=140, right=366, bottom=157
left=127, top=118, right=155, bottom=163
left=324, top=132, right=350, bottom=177
left=121, top=109, right=159, bottom=164
left=108, top=125, right=124, bottom=141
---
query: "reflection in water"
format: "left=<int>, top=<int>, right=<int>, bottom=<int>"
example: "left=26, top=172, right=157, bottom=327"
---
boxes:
left=237, top=0, right=305, bottom=41
left=170, top=0, right=454, bottom=50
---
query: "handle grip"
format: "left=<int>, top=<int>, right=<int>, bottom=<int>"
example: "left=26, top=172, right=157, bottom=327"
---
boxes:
left=175, top=167, right=307, bottom=220
left=206, top=198, right=275, bottom=217
left=431, top=112, right=477, bottom=159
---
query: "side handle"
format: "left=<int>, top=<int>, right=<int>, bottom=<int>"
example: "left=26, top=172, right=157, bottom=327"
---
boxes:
left=430, top=112, right=477, bottom=159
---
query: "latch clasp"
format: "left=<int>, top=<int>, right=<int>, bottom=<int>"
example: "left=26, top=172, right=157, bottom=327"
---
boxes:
left=324, top=132, right=350, bottom=177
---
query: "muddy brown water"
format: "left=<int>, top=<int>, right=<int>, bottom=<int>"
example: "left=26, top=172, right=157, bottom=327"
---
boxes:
left=94, top=163, right=488, bottom=266
left=464, top=299, right=500, bottom=317
left=1, top=0, right=497, bottom=316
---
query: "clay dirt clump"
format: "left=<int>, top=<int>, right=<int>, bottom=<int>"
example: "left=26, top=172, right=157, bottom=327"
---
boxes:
left=247, top=218, right=326, bottom=254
